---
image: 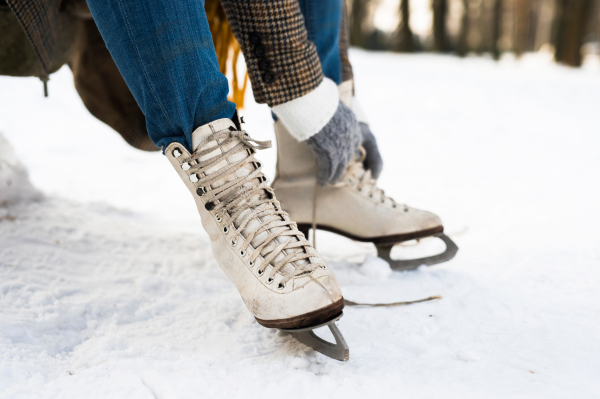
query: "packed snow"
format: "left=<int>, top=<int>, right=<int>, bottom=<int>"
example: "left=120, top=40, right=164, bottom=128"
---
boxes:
left=1, top=51, right=600, bottom=398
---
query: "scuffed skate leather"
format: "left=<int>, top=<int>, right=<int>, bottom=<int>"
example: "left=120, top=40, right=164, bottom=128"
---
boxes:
left=272, top=120, right=443, bottom=241
left=166, top=118, right=344, bottom=329
left=272, top=120, right=458, bottom=270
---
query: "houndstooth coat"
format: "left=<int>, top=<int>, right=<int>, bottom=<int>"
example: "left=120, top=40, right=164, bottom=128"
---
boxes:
left=219, top=0, right=353, bottom=106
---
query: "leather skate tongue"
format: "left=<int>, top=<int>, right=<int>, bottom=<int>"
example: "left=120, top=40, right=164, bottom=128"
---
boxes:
left=191, top=118, right=237, bottom=151
left=190, top=117, right=307, bottom=274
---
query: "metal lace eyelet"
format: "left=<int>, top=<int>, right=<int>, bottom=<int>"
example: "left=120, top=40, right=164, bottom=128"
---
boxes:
left=216, top=215, right=222, bottom=222
left=231, top=239, right=237, bottom=247
left=189, top=174, right=199, bottom=182
left=381, top=199, right=385, bottom=204
left=196, top=187, right=207, bottom=196
left=249, top=260, right=254, bottom=267
left=181, top=162, right=191, bottom=171
left=240, top=250, right=246, bottom=256
left=266, top=277, right=274, bottom=284
left=172, top=148, right=182, bottom=157
left=257, top=269, right=263, bottom=276
left=369, top=194, right=373, bottom=198
left=320, top=265, right=327, bottom=269
left=348, top=178, right=353, bottom=184
left=277, top=283, right=285, bottom=289
left=223, top=226, right=229, bottom=234
left=393, top=204, right=397, bottom=208
left=357, top=187, right=362, bottom=192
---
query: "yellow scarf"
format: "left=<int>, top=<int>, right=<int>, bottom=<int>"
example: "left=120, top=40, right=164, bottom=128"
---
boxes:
left=206, top=0, right=248, bottom=109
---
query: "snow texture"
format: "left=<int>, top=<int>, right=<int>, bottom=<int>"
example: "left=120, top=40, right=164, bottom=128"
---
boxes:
left=0, top=134, right=40, bottom=210
left=1, top=51, right=600, bottom=398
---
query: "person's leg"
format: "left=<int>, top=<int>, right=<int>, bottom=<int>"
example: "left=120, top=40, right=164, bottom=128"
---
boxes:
left=272, top=1, right=457, bottom=271
left=84, top=0, right=347, bottom=359
left=298, top=0, right=343, bottom=85
left=85, top=0, right=236, bottom=151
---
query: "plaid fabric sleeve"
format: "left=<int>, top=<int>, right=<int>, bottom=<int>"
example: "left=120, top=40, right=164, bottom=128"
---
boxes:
left=339, top=0, right=353, bottom=84
left=6, top=0, right=59, bottom=75
left=219, top=0, right=324, bottom=107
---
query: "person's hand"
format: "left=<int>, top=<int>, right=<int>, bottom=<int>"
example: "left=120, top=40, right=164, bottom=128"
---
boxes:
left=359, top=122, right=383, bottom=179
left=306, top=102, right=362, bottom=185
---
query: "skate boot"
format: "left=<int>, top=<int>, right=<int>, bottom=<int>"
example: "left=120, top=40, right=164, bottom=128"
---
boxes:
left=271, top=121, right=458, bottom=271
left=165, top=116, right=349, bottom=361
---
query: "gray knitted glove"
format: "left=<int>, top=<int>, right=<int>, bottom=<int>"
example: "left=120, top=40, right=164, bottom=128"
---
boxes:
left=306, top=102, right=362, bottom=186
left=359, top=122, right=383, bottom=179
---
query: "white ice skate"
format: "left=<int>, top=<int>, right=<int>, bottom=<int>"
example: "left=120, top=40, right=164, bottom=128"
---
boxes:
left=271, top=121, right=458, bottom=271
left=165, top=116, right=349, bottom=361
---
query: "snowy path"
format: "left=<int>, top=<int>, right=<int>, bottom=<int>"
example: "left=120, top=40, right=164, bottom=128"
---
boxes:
left=1, top=51, right=600, bottom=398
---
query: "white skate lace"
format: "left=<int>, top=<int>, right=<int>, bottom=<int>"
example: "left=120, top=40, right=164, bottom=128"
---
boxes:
left=310, top=147, right=407, bottom=248
left=183, top=128, right=323, bottom=286
left=332, top=147, right=406, bottom=211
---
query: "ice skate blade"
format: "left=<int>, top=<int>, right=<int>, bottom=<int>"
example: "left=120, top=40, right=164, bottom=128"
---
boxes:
left=280, top=313, right=349, bottom=361
left=376, top=233, right=458, bottom=271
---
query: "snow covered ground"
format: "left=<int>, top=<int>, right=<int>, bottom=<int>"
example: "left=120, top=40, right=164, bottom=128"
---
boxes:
left=1, top=51, right=600, bottom=398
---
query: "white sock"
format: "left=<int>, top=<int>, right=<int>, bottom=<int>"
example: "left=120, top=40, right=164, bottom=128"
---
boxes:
left=351, top=97, right=369, bottom=125
left=338, top=80, right=353, bottom=108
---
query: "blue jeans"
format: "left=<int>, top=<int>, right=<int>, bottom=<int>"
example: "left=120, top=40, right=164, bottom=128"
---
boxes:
left=86, top=0, right=236, bottom=151
left=299, top=0, right=343, bottom=85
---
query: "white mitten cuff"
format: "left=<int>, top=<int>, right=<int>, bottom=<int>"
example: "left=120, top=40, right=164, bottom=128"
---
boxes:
left=271, top=77, right=339, bottom=142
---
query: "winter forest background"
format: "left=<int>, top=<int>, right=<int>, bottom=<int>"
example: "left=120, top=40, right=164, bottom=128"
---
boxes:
left=349, top=0, right=599, bottom=66
left=1, top=0, right=600, bottom=398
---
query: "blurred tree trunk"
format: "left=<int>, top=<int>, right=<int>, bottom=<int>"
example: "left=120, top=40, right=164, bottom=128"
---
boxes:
left=432, top=0, right=449, bottom=51
left=491, top=0, right=503, bottom=58
left=479, top=0, right=496, bottom=54
left=350, top=0, right=369, bottom=47
left=397, top=0, right=415, bottom=51
left=598, top=3, right=600, bottom=45
left=534, top=0, right=556, bottom=51
left=457, top=0, right=470, bottom=55
left=514, top=0, right=531, bottom=56
left=554, top=0, right=593, bottom=66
